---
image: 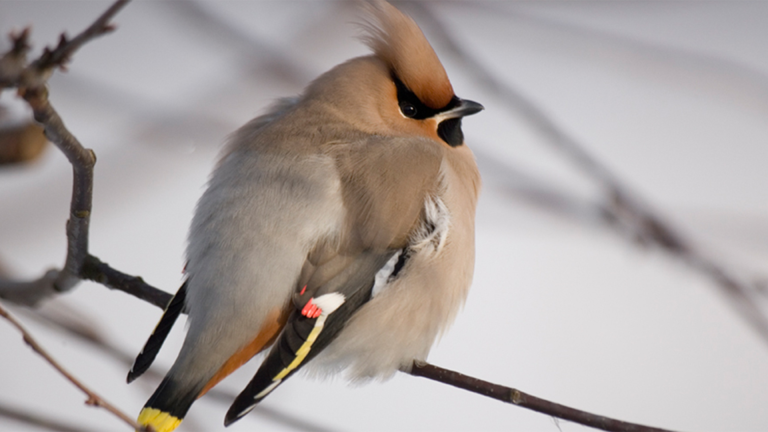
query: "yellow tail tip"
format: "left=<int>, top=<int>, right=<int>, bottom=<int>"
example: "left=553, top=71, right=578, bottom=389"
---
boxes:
left=137, top=407, right=182, bottom=432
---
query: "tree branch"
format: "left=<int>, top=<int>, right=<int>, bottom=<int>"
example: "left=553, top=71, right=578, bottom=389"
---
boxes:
left=408, top=361, right=677, bottom=432
left=0, top=0, right=130, bottom=305
left=81, top=255, right=172, bottom=309
left=30, top=0, right=128, bottom=73
left=21, top=86, right=95, bottom=294
left=0, top=302, right=147, bottom=431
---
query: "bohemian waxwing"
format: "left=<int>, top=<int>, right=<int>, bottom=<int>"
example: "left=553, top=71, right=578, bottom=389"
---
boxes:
left=130, top=1, right=482, bottom=431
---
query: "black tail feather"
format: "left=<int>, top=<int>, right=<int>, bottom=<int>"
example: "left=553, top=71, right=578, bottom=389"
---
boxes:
left=128, top=281, right=188, bottom=383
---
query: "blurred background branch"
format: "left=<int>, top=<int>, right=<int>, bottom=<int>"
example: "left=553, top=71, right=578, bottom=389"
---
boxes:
left=403, top=1, right=768, bottom=344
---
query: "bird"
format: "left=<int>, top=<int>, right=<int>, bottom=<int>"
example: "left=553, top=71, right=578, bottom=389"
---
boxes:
left=129, top=1, right=482, bottom=431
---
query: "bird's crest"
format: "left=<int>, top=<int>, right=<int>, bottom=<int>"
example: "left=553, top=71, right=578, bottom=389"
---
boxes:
left=360, top=0, right=454, bottom=109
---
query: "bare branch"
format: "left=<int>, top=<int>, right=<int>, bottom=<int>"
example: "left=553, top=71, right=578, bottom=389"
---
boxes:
left=20, top=86, right=95, bottom=293
left=81, top=254, right=172, bottom=309
left=0, top=270, right=60, bottom=307
left=0, top=0, right=131, bottom=305
left=30, top=0, right=129, bottom=74
left=0, top=302, right=147, bottom=431
left=408, top=361, right=679, bottom=432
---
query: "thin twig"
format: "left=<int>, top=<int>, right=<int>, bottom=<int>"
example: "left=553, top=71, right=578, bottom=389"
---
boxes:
left=408, top=361, right=679, bottom=432
left=30, top=0, right=129, bottom=73
left=0, top=302, right=147, bottom=431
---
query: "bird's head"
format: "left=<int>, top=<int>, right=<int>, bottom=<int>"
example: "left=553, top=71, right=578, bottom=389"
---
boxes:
left=303, top=0, right=482, bottom=148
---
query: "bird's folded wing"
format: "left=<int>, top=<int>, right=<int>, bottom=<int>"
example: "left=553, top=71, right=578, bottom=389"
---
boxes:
left=224, top=250, right=395, bottom=425
left=325, top=135, right=444, bottom=251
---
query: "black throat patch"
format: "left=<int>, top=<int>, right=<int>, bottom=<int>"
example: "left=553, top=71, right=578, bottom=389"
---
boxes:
left=392, top=74, right=463, bottom=147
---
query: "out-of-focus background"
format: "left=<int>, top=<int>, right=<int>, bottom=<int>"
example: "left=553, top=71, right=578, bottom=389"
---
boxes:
left=1, top=1, right=767, bottom=431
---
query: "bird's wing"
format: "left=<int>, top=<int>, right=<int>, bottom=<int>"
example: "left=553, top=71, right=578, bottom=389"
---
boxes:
left=329, top=135, right=445, bottom=250
left=225, top=250, right=395, bottom=425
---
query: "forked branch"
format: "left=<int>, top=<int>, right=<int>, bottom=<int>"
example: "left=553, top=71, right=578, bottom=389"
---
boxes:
left=0, top=0, right=130, bottom=305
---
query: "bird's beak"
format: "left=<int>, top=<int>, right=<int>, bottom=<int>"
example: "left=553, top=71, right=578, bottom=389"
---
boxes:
left=441, top=99, right=484, bottom=120
left=434, top=99, right=484, bottom=147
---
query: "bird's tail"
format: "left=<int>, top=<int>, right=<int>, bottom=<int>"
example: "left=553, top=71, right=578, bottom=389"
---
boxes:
left=135, top=301, right=291, bottom=431
left=137, top=376, right=201, bottom=432
left=128, top=282, right=188, bottom=383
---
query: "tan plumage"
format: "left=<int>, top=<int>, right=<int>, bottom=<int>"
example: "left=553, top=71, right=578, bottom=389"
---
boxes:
left=131, top=1, right=482, bottom=431
left=360, top=0, right=454, bottom=109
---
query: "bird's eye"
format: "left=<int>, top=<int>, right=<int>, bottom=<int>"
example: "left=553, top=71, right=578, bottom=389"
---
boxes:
left=400, top=102, right=417, bottom=118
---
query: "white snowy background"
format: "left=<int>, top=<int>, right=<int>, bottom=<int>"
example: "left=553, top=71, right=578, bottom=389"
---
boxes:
left=1, top=1, right=767, bottom=431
